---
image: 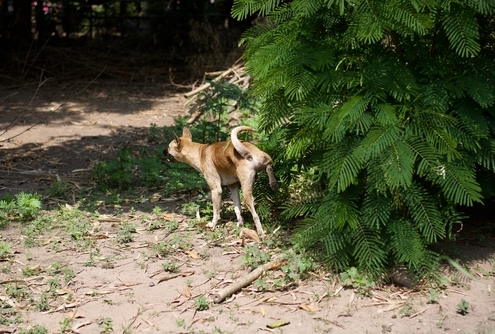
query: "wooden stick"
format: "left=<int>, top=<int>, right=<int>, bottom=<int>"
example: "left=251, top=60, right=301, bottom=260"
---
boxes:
left=184, top=64, right=243, bottom=98
left=212, top=259, right=283, bottom=303
left=409, top=307, right=429, bottom=319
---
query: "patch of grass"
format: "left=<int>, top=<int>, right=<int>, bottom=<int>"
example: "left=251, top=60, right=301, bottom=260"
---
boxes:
left=0, top=241, right=12, bottom=258
left=62, top=267, right=76, bottom=284
left=176, top=318, right=186, bottom=329
left=98, top=317, right=114, bottom=334
left=47, top=277, right=61, bottom=295
left=22, top=215, right=52, bottom=247
left=153, top=241, right=171, bottom=257
left=457, top=299, right=470, bottom=315
left=340, top=267, right=375, bottom=298
left=170, top=233, right=193, bottom=251
left=426, top=288, right=439, bottom=304
left=84, top=247, right=101, bottom=267
left=5, top=283, right=29, bottom=301
left=399, top=301, right=416, bottom=317
left=59, top=318, right=72, bottom=333
left=194, top=296, right=210, bottom=311
left=243, top=245, right=271, bottom=268
left=47, top=180, right=71, bottom=199
left=162, top=260, right=180, bottom=273
left=181, top=201, right=200, bottom=217
left=36, top=292, right=50, bottom=311
left=117, top=222, right=136, bottom=244
left=22, top=267, right=41, bottom=277
left=0, top=192, right=42, bottom=227
left=17, top=326, right=49, bottom=334
left=277, top=250, right=316, bottom=286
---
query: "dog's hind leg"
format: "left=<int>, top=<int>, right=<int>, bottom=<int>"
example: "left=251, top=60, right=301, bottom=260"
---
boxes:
left=206, top=179, right=223, bottom=229
left=228, top=183, right=244, bottom=227
left=240, top=177, right=265, bottom=237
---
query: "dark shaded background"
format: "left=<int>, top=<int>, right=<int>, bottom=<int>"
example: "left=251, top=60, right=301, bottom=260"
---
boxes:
left=0, top=0, right=252, bottom=84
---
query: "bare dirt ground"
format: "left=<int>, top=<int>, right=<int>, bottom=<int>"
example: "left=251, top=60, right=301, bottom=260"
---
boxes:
left=1, top=83, right=495, bottom=334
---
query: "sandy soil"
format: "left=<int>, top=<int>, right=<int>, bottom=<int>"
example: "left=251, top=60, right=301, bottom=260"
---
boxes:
left=1, top=83, right=495, bottom=334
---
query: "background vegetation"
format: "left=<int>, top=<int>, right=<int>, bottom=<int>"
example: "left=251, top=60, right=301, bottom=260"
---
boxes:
left=232, top=0, right=495, bottom=279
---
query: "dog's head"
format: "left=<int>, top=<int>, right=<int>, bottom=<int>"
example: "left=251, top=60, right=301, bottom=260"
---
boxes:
left=165, top=128, right=192, bottom=162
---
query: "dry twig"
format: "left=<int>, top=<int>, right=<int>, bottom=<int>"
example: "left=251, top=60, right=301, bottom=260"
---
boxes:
left=212, top=256, right=284, bottom=303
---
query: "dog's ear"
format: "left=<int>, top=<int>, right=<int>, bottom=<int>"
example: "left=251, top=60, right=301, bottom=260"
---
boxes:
left=182, top=128, right=192, bottom=139
left=173, top=131, right=180, bottom=144
left=173, top=131, right=183, bottom=151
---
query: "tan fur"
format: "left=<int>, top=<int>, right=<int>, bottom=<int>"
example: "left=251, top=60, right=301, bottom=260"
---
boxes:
left=167, top=126, right=277, bottom=236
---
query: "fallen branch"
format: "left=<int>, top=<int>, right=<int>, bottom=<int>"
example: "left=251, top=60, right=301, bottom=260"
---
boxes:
left=184, top=66, right=236, bottom=98
left=409, top=307, right=429, bottom=319
left=156, top=271, right=194, bottom=284
left=212, top=257, right=284, bottom=303
left=184, top=63, right=244, bottom=98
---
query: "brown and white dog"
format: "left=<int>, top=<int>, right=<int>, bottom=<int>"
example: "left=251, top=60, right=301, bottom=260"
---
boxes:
left=167, top=126, right=278, bottom=236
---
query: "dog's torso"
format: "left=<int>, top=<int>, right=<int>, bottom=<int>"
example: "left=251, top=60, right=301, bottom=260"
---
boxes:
left=193, top=141, right=271, bottom=186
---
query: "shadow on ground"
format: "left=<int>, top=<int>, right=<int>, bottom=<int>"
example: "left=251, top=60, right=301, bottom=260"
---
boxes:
left=0, top=82, right=188, bottom=198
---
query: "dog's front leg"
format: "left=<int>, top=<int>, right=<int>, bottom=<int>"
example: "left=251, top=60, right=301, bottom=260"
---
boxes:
left=206, top=179, right=223, bottom=229
left=228, top=183, right=244, bottom=227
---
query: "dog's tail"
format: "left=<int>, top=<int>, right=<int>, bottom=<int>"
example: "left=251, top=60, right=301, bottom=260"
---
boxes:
left=231, top=126, right=254, bottom=160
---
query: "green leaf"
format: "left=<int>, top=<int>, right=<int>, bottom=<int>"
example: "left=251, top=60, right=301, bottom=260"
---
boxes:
left=356, top=125, right=402, bottom=162
left=441, top=6, right=480, bottom=57
left=403, top=183, right=445, bottom=243
left=431, top=162, right=483, bottom=206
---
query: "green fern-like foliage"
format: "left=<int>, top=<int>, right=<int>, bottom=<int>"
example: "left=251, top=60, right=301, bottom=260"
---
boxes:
left=233, top=0, right=495, bottom=278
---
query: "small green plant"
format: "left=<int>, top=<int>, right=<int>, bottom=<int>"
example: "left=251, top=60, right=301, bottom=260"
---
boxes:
left=166, top=220, right=179, bottom=231
left=22, top=215, right=51, bottom=247
left=399, top=301, right=416, bottom=317
left=181, top=201, right=200, bottom=217
left=0, top=192, right=41, bottom=226
left=17, top=326, right=49, bottom=334
left=255, top=277, right=269, bottom=291
left=47, top=180, right=71, bottom=199
left=59, top=318, right=72, bottom=333
left=45, top=262, right=61, bottom=276
left=280, top=250, right=315, bottom=283
left=47, top=277, right=61, bottom=295
left=93, top=145, right=167, bottom=191
left=5, top=283, right=28, bottom=301
left=243, top=245, right=271, bottom=268
left=117, top=222, right=136, bottom=244
left=0, top=241, right=12, bottom=258
left=153, top=241, right=171, bottom=257
left=84, top=247, right=101, bottom=267
left=170, top=233, right=193, bottom=250
left=162, top=260, right=179, bottom=273
left=62, top=267, right=75, bottom=284
left=340, top=267, right=375, bottom=297
left=457, top=299, right=470, bottom=315
left=426, top=288, right=439, bottom=304
left=98, top=317, right=114, bottom=334
left=176, top=318, right=186, bottom=329
left=36, top=292, right=49, bottom=311
left=152, top=206, right=162, bottom=215
left=194, top=296, right=210, bottom=311
left=22, top=267, right=40, bottom=277
left=148, top=123, right=160, bottom=142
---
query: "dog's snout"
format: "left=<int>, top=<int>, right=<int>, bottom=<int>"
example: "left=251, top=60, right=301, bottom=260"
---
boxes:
left=164, top=148, right=176, bottom=162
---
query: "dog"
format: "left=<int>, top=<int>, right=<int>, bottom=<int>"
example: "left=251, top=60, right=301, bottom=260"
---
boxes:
left=167, top=126, right=278, bottom=236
